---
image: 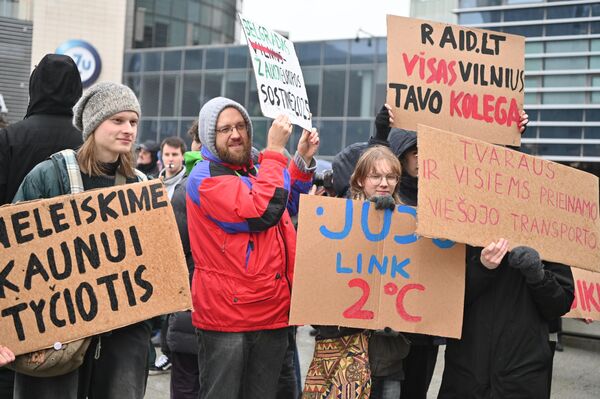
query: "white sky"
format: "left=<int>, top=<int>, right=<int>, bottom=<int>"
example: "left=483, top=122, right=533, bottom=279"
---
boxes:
left=240, top=0, right=410, bottom=42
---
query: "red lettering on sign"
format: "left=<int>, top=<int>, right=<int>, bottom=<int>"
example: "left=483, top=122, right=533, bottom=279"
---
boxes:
left=342, top=278, right=375, bottom=320
left=396, top=283, right=425, bottom=322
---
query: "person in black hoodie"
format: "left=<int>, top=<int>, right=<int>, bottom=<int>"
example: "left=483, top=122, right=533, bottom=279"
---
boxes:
left=0, top=53, right=83, bottom=206
left=0, top=53, right=82, bottom=399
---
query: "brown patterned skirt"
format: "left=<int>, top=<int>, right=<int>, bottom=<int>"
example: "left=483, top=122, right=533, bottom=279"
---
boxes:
left=302, top=331, right=371, bottom=399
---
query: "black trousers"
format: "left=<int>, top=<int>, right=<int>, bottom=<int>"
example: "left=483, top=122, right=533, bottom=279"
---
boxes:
left=0, top=367, right=14, bottom=399
left=170, top=351, right=199, bottom=399
left=400, top=344, right=439, bottom=399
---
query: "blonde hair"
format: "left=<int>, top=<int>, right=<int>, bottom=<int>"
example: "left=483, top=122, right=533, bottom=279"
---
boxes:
left=349, top=146, right=402, bottom=203
left=77, top=133, right=137, bottom=178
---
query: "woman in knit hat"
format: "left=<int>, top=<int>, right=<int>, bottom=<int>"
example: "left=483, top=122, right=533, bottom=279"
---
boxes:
left=12, top=82, right=149, bottom=399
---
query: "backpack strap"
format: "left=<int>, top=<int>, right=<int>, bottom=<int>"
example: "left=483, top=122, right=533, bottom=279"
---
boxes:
left=134, top=169, right=148, bottom=182
left=55, top=149, right=85, bottom=194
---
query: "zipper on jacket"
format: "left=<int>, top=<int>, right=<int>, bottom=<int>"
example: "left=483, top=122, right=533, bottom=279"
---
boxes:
left=245, top=238, right=254, bottom=271
left=277, top=224, right=292, bottom=293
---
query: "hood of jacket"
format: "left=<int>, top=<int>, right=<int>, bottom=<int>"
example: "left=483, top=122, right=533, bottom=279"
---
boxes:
left=388, top=128, right=417, bottom=161
left=25, top=54, right=83, bottom=118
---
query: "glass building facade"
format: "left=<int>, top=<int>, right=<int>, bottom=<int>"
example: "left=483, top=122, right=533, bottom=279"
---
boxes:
left=132, top=0, right=238, bottom=48
left=124, top=38, right=389, bottom=157
left=454, top=0, right=600, bottom=169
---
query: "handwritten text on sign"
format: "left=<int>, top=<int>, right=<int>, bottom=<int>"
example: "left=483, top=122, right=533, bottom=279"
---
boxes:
left=0, top=181, right=192, bottom=355
left=416, top=124, right=600, bottom=272
left=289, top=195, right=466, bottom=339
left=566, top=268, right=600, bottom=321
left=387, top=15, right=525, bottom=146
left=240, top=14, right=312, bottom=130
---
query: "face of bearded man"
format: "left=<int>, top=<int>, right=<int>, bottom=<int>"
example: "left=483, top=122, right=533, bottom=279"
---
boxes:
left=214, top=107, right=251, bottom=166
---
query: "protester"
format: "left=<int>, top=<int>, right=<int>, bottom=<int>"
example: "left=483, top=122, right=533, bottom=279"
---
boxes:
left=0, top=54, right=83, bottom=399
left=186, top=97, right=318, bottom=398
left=158, top=136, right=187, bottom=198
left=136, top=140, right=160, bottom=178
left=12, top=81, right=150, bottom=399
left=164, top=121, right=204, bottom=399
left=438, top=240, right=574, bottom=399
left=0, top=53, right=83, bottom=205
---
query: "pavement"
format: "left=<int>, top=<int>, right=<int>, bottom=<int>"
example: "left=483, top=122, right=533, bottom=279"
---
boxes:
left=145, top=326, right=600, bottom=398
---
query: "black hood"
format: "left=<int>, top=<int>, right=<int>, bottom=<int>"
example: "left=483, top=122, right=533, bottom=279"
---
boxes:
left=388, top=128, right=417, bottom=160
left=25, top=54, right=83, bottom=118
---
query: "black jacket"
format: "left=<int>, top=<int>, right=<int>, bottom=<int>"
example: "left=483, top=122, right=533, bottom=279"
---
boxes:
left=166, top=176, right=198, bottom=354
left=388, top=129, right=418, bottom=206
left=0, top=54, right=83, bottom=204
left=438, top=247, right=574, bottom=399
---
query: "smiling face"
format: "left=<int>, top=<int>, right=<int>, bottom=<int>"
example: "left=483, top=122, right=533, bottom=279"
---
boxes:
left=93, top=111, right=138, bottom=162
left=214, top=107, right=251, bottom=166
left=360, top=159, right=399, bottom=198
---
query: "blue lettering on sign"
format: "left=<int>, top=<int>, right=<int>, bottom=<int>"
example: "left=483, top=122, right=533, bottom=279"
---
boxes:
left=318, top=199, right=353, bottom=240
left=335, top=252, right=411, bottom=279
left=361, top=202, right=392, bottom=242
left=394, top=205, right=418, bottom=245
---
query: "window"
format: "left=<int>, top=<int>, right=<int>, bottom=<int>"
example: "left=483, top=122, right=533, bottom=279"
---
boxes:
left=227, top=46, right=248, bottom=68
left=583, top=144, right=600, bottom=156
left=502, top=25, right=543, bottom=37
left=504, top=8, right=543, bottom=22
left=141, top=76, right=160, bottom=116
left=376, top=38, right=387, bottom=63
left=316, top=120, right=344, bottom=156
left=547, top=5, right=591, bottom=20
left=545, top=57, right=587, bottom=70
left=586, top=110, right=600, bottom=121
left=182, top=74, right=203, bottom=116
left=296, top=42, right=322, bottom=66
left=143, top=52, right=162, bottom=72
left=545, top=40, right=588, bottom=53
left=163, top=50, right=182, bottom=71
left=124, top=53, right=142, bottom=73
left=544, top=75, right=586, bottom=87
left=540, top=110, right=583, bottom=121
left=537, top=144, right=581, bottom=156
left=525, top=42, right=543, bottom=53
left=347, top=70, right=374, bottom=117
left=205, top=48, right=225, bottom=69
left=302, top=68, right=321, bottom=117
left=590, top=57, right=600, bottom=69
left=525, top=77, right=541, bottom=88
left=546, top=23, right=589, bottom=37
left=160, top=75, right=180, bottom=116
left=139, top=120, right=158, bottom=143
left=203, top=73, right=223, bottom=104
left=321, top=70, right=347, bottom=116
left=249, top=119, right=268, bottom=150
left=525, top=58, right=542, bottom=70
left=584, top=126, right=600, bottom=138
left=459, top=11, right=501, bottom=24
left=323, top=41, right=348, bottom=65
left=345, top=121, right=371, bottom=147
left=225, top=71, right=246, bottom=106
left=184, top=49, right=203, bottom=70
left=350, top=39, right=375, bottom=64
left=542, top=92, right=586, bottom=104
left=159, top=120, right=179, bottom=143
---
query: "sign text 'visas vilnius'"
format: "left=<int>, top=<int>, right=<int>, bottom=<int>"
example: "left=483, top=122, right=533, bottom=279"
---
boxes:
left=387, top=15, right=525, bottom=146
left=240, top=14, right=312, bottom=131
left=565, top=268, right=600, bottom=321
left=290, top=195, right=466, bottom=338
left=0, top=181, right=192, bottom=355
left=416, top=124, right=600, bottom=272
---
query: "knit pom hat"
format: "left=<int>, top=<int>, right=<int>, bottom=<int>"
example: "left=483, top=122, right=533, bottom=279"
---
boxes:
left=198, top=97, right=253, bottom=159
left=73, top=81, right=141, bottom=141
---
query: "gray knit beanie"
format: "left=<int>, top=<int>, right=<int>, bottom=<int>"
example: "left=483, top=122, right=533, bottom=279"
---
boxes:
left=73, top=81, right=141, bottom=141
left=198, top=97, right=253, bottom=159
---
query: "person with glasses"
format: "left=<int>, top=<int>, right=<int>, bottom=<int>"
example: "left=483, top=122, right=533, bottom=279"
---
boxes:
left=186, top=97, right=319, bottom=399
left=303, top=146, right=409, bottom=399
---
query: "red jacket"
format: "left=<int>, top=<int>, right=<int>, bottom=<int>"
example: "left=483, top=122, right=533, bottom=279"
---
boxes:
left=186, top=148, right=313, bottom=331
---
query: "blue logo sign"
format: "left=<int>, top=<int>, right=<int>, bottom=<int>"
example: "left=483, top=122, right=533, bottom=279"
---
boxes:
left=56, top=40, right=102, bottom=87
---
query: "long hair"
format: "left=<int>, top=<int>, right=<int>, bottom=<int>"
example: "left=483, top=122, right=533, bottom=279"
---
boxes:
left=349, top=146, right=402, bottom=203
left=77, top=133, right=137, bottom=178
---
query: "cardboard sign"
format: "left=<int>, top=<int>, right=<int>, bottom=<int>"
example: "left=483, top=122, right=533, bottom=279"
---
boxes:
left=239, top=14, right=312, bottom=130
left=0, top=181, right=192, bottom=355
left=416, top=124, right=600, bottom=272
left=387, top=15, right=525, bottom=146
left=289, top=195, right=466, bottom=338
left=566, top=268, right=600, bottom=321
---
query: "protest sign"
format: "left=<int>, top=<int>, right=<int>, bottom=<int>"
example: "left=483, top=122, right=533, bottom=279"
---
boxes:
left=239, top=14, right=312, bottom=130
left=416, top=124, right=600, bottom=272
left=387, top=15, right=525, bottom=146
left=566, top=268, right=600, bottom=321
left=0, top=181, right=192, bottom=355
left=289, top=195, right=466, bottom=338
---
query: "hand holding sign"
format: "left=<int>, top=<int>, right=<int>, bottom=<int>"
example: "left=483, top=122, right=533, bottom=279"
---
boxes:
left=297, top=128, right=320, bottom=165
left=0, top=345, right=15, bottom=366
left=480, top=238, right=509, bottom=269
left=519, top=110, right=529, bottom=134
left=266, top=114, right=293, bottom=153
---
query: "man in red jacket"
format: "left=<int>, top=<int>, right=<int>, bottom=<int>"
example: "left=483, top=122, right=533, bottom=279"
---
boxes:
left=186, top=97, right=319, bottom=399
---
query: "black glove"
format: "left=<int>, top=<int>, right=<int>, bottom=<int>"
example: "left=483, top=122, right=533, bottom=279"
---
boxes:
left=369, top=195, right=396, bottom=210
left=507, top=246, right=545, bottom=284
left=373, top=105, right=392, bottom=143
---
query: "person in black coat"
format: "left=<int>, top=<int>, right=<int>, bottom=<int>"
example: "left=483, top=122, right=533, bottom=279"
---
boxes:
left=0, top=53, right=83, bottom=205
left=438, top=241, right=574, bottom=399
